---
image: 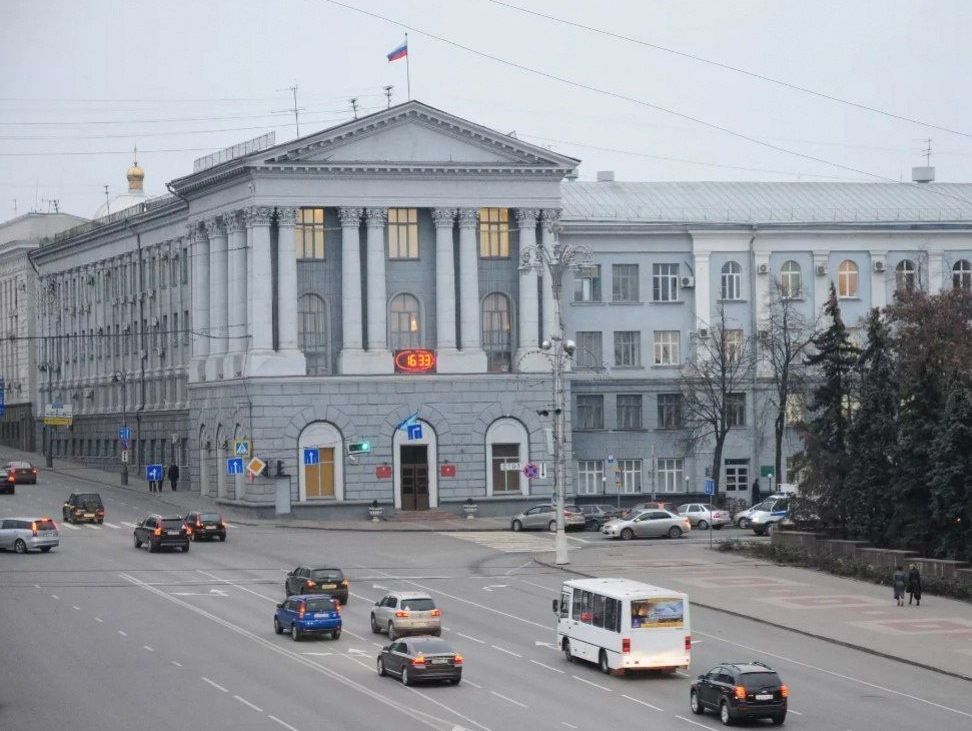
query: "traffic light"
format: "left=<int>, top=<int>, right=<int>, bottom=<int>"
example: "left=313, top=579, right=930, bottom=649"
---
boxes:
left=347, top=441, right=371, bottom=456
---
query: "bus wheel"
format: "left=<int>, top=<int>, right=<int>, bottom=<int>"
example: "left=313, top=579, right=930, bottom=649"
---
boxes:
left=598, top=650, right=610, bottom=674
left=562, top=639, right=573, bottom=663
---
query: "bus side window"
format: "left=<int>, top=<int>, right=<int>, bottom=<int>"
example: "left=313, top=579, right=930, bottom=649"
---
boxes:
left=592, top=594, right=605, bottom=628
left=572, top=589, right=583, bottom=620
left=605, top=598, right=620, bottom=632
left=579, top=591, right=593, bottom=624
left=559, top=590, right=570, bottom=618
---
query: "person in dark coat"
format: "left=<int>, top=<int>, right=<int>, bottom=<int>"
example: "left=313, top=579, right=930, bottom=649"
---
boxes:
left=751, top=478, right=761, bottom=506
left=907, top=564, right=922, bottom=606
left=893, top=565, right=906, bottom=607
left=167, top=463, right=180, bottom=492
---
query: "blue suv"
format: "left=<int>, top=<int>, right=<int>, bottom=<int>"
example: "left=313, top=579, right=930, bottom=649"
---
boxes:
left=274, top=595, right=342, bottom=641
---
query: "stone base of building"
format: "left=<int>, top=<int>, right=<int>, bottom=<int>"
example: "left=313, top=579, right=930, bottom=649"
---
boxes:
left=436, top=348, right=487, bottom=373
left=245, top=349, right=307, bottom=377
left=338, top=349, right=394, bottom=374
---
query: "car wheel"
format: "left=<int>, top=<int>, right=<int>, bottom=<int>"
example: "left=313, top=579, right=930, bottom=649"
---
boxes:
left=668, top=526, right=683, bottom=539
left=402, top=667, right=412, bottom=686
left=620, top=528, right=635, bottom=541
left=331, top=628, right=341, bottom=640
left=511, top=519, right=522, bottom=532
left=148, top=541, right=158, bottom=553
left=387, top=623, right=397, bottom=641
left=563, top=639, right=573, bottom=663
left=771, top=713, right=786, bottom=725
left=766, top=523, right=775, bottom=537
left=13, top=539, right=27, bottom=554
left=598, top=650, right=610, bottom=674
left=432, top=629, right=441, bottom=637
left=690, top=689, right=703, bottom=714
left=753, top=526, right=765, bottom=536
left=548, top=520, right=557, bottom=532
left=452, top=675, right=462, bottom=686
left=40, top=546, right=52, bottom=553
left=134, top=536, right=142, bottom=549
left=291, top=624, right=301, bottom=641
left=697, top=520, right=709, bottom=530
left=719, top=700, right=734, bottom=726
left=377, top=657, right=386, bottom=676
left=371, top=615, right=381, bottom=634
left=737, top=518, right=750, bottom=529
left=274, top=618, right=283, bottom=635
left=182, top=543, right=190, bottom=553
left=218, top=534, right=226, bottom=542
left=96, top=520, right=103, bottom=525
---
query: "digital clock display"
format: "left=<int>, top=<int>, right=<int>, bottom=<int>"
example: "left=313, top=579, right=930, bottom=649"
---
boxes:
left=394, top=349, right=437, bottom=374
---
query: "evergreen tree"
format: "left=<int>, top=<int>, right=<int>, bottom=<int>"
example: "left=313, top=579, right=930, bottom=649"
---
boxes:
left=926, top=380, right=972, bottom=560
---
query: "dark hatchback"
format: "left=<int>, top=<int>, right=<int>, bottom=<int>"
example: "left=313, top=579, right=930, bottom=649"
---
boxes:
left=133, top=515, right=191, bottom=553
left=5, top=461, right=37, bottom=485
left=62, top=493, right=105, bottom=524
left=185, top=511, right=226, bottom=541
left=377, top=637, right=462, bottom=686
left=285, top=566, right=349, bottom=605
left=691, top=662, right=788, bottom=725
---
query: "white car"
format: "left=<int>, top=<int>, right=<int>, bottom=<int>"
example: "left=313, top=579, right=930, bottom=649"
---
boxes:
left=677, top=503, right=729, bottom=530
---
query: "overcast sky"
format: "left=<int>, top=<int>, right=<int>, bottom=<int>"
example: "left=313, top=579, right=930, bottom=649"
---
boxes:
left=2, top=0, right=970, bottom=219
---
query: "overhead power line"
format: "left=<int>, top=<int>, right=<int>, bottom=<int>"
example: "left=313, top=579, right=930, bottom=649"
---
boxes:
left=484, top=0, right=972, bottom=140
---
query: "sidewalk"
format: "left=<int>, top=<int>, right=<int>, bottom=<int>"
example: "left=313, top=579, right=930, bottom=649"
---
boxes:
left=534, top=541, right=972, bottom=681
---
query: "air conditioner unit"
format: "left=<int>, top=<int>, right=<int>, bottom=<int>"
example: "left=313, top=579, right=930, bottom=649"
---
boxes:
left=815, top=264, right=829, bottom=277
left=680, top=275, right=695, bottom=288
left=758, top=329, right=770, bottom=342
left=152, top=317, right=159, bottom=328
left=873, top=260, right=886, bottom=273
left=757, top=263, right=769, bottom=275
left=697, top=328, right=709, bottom=339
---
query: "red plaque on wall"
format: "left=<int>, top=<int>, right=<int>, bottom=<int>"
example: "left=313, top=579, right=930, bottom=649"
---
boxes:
left=440, top=463, right=456, bottom=478
left=375, top=465, right=393, bottom=479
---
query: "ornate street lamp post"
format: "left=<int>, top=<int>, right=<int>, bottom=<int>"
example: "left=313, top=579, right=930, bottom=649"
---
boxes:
left=112, top=371, right=128, bottom=485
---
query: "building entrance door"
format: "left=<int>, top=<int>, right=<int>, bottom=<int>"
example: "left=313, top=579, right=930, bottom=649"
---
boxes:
left=400, top=445, right=429, bottom=511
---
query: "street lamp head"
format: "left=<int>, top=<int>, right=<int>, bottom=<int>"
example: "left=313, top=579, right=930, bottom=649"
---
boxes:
left=563, top=339, right=576, bottom=356
left=541, top=339, right=552, bottom=351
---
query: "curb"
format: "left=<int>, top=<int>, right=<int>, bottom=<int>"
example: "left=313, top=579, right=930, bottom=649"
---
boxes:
left=532, top=556, right=972, bottom=684
left=272, top=522, right=513, bottom=533
left=46, top=466, right=188, bottom=510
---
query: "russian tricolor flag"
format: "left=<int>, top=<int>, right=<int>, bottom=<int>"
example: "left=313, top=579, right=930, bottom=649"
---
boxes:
left=387, top=42, right=408, bottom=62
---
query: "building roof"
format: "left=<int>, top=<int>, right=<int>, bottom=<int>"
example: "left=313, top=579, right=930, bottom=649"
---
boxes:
left=560, top=181, right=972, bottom=225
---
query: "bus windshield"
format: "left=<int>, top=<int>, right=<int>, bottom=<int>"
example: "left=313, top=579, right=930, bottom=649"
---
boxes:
left=631, top=597, right=685, bottom=629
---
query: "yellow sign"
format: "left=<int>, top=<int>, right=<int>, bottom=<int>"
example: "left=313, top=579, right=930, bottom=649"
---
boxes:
left=246, top=456, right=266, bottom=477
left=43, top=416, right=73, bottom=427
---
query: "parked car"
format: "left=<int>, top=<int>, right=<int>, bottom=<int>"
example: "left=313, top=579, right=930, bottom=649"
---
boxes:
left=750, top=496, right=791, bottom=536
left=285, top=566, right=350, bottom=605
left=623, top=501, right=678, bottom=517
left=678, top=503, right=730, bottom=530
left=577, top=504, right=622, bottom=531
left=184, top=511, right=226, bottom=541
left=62, top=493, right=105, bottom=524
left=0, top=469, right=13, bottom=494
left=0, top=516, right=59, bottom=553
left=274, top=594, right=342, bottom=641
left=371, top=591, right=442, bottom=639
left=510, top=504, right=585, bottom=532
left=377, top=636, right=463, bottom=686
left=601, top=509, right=691, bottom=540
left=133, top=515, right=190, bottom=553
left=4, top=461, right=37, bottom=484
left=690, top=661, right=788, bottom=725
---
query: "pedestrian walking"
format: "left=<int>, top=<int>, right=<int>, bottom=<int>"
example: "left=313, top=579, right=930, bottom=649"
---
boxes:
left=751, top=478, right=761, bottom=507
left=148, top=479, right=157, bottom=494
left=907, top=564, right=922, bottom=606
left=168, top=462, right=180, bottom=492
left=893, top=565, right=906, bottom=607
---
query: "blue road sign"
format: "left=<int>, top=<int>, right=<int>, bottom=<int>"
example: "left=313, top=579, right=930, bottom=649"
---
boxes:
left=146, top=464, right=164, bottom=482
left=227, top=457, right=244, bottom=475
left=406, top=423, right=423, bottom=441
left=704, top=478, right=715, bottom=496
left=119, top=426, right=131, bottom=441
left=235, top=440, right=251, bottom=457
left=396, top=411, right=420, bottom=431
left=303, top=448, right=320, bottom=466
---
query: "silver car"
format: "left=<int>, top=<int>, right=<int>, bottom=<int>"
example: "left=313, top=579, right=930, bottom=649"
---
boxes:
left=511, top=504, right=585, bottom=532
left=0, top=516, right=59, bottom=553
left=371, top=591, right=441, bottom=640
left=677, top=503, right=730, bottom=530
left=601, top=509, right=691, bottom=540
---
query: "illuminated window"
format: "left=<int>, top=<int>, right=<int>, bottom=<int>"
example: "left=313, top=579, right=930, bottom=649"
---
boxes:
left=780, top=260, right=801, bottom=299
left=481, top=292, right=512, bottom=373
left=389, top=294, right=421, bottom=349
left=388, top=208, right=419, bottom=259
left=653, top=330, right=679, bottom=366
left=837, top=260, right=858, bottom=298
left=296, top=208, right=325, bottom=260
left=479, top=208, right=510, bottom=258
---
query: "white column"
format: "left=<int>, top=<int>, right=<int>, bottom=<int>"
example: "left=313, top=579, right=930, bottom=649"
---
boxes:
left=275, top=207, right=300, bottom=351
left=447, top=208, right=487, bottom=373
left=205, top=217, right=228, bottom=380
left=244, top=206, right=274, bottom=351
left=338, top=207, right=364, bottom=373
left=189, top=224, right=209, bottom=382
left=365, top=207, right=389, bottom=351
left=540, top=209, right=560, bottom=340
left=692, top=252, right=711, bottom=329
left=224, top=211, right=247, bottom=376
left=433, top=207, right=457, bottom=350
left=516, top=208, right=541, bottom=371
left=927, top=250, right=944, bottom=294
left=870, top=251, right=887, bottom=309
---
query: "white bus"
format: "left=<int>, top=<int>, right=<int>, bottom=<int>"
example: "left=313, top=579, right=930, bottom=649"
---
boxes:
left=553, top=578, right=691, bottom=675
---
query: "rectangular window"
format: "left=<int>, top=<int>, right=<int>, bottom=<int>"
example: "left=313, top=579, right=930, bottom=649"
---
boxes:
left=656, top=393, right=683, bottom=429
left=653, top=330, right=680, bottom=366
left=614, top=331, right=641, bottom=367
left=181, top=249, right=189, bottom=284
left=785, top=393, right=805, bottom=426
left=491, top=443, right=521, bottom=494
left=296, top=207, right=326, bottom=259
left=160, top=256, right=167, bottom=288
left=724, top=458, right=749, bottom=492
left=183, top=309, right=190, bottom=345
left=612, top=264, right=639, bottom=302
left=618, top=459, right=642, bottom=493
left=304, top=446, right=335, bottom=498
left=479, top=208, right=510, bottom=258
left=576, top=395, right=604, bottom=430
left=616, top=394, right=643, bottom=430
left=657, top=458, right=684, bottom=493
left=172, top=312, right=179, bottom=350
left=575, top=331, right=602, bottom=369
left=724, top=329, right=744, bottom=364
left=726, top=392, right=746, bottom=427
left=574, top=265, right=601, bottom=302
left=388, top=208, right=419, bottom=259
left=576, top=460, right=603, bottom=495
left=652, top=263, right=679, bottom=302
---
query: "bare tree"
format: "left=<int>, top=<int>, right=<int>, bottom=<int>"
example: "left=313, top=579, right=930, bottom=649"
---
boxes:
left=679, top=305, right=756, bottom=498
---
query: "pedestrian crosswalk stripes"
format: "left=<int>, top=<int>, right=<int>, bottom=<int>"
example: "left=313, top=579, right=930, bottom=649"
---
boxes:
left=121, top=521, right=137, bottom=528
left=437, top=531, right=558, bottom=553
left=102, top=522, right=121, bottom=529
left=59, top=522, right=80, bottom=531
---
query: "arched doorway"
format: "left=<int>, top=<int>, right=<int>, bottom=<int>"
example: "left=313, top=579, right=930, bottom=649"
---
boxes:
left=298, top=421, right=344, bottom=502
left=393, top=419, right=437, bottom=510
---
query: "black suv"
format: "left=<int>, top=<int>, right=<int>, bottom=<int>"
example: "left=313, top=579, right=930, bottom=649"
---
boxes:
left=691, top=661, right=787, bottom=726
left=185, top=511, right=226, bottom=542
left=133, top=515, right=190, bottom=553
left=63, top=493, right=105, bottom=524
left=285, top=566, right=349, bottom=605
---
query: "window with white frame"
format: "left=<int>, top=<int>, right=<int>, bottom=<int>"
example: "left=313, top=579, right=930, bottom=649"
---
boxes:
left=726, top=392, right=746, bottom=427
left=721, top=261, right=742, bottom=300
left=618, top=459, right=642, bottom=493
left=612, top=264, right=639, bottom=303
left=388, top=293, right=421, bottom=349
left=724, top=458, right=749, bottom=492
left=479, top=208, right=510, bottom=258
left=481, top=292, right=512, bottom=373
left=657, top=458, right=684, bottom=493
left=838, top=260, right=858, bottom=298
left=723, top=329, right=744, bottom=365
left=616, top=394, right=643, bottom=430
left=953, top=259, right=972, bottom=291
left=657, top=393, right=683, bottom=428
left=895, top=259, right=916, bottom=293
left=574, top=265, right=601, bottom=302
left=576, top=460, right=603, bottom=495
left=653, top=330, right=680, bottom=366
left=574, top=331, right=602, bottom=369
left=296, top=207, right=326, bottom=260
left=298, top=293, right=329, bottom=375
left=780, top=260, right=801, bottom=299
left=388, top=208, right=419, bottom=259
left=652, top=263, right=679, bottom=302
left=614, top=331, right=641, bottom=367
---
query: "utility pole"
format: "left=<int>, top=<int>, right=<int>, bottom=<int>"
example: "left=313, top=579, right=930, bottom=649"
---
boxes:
left=349, top=97, right=359, bottom=119
left=290, top=85, right=300, bottom=136
left=383, top=85, right=394, bottom=109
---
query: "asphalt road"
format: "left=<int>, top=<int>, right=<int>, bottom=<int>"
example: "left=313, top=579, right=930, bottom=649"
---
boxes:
left=1, top=473, right=970, bottom=731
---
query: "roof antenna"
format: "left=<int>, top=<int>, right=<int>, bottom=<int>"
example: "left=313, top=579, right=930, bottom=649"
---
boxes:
left=273, top=84, right=303, bottom=137
left=349, top=97, right=359, bottom=119
left=103, top=184, right=111, bottom=216
left=922, top=137, right=933, bottom=166
left=383, top=85, right=394, bottom=109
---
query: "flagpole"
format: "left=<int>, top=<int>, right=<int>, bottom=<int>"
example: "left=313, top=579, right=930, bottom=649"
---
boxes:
left=405, top=32, right=411, bottom=100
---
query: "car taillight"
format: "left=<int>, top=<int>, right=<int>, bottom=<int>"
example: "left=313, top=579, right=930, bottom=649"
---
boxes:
left=621, top=638, right=630, bottom=654
left=340, top=579, right=349, bottom=587
left=395, top=610, right=410, bottom=618
left=453, top=654, right=463, bottom=666
left=685, top=635, right=692, bottom=651
left=306, top=580, right=316, bottom=588
left=31, top=521, right=38, bottom=536
left=196, top=520, right=203, bottom=528
left=298, top=603, right=306, bottom=619
left=411, top=655, right=426, bottom=667
left=32, top=468, right=37, bottom=474
left=334, top=602, right=342, bottom=612
left=430, top=609, right=441, bottom=617
left=780, top=684, right=788, bottom=699
left=153, top=527, right=162, bottom=536
left=218, top=522, right=225, bottom=528
left=97, top=509, right=105, bottom=515
left=734, top=685, right=747, bottom=700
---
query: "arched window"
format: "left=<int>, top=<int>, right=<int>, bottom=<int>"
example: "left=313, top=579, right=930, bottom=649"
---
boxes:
left=780, top=260, right=802, bottom=299
left=837, top=260, right=858, bottom=298
left=895, top=259, right=916, bottom=293
left=389, top=294, right=421, bottom=350
left=953, top=259, right=972, bottom=291
left=485, top=418, right=529, bottom=497
left=720, top=261, right=742, bottom=300
left=482, top=293, right=512, bottom=373
left=298, top=294, right=329, bottom=375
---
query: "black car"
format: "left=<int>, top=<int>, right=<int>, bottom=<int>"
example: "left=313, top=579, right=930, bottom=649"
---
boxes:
left=133, top=515, right=190, bottom=553
left=578, top=504, right=622, bottom=531
left=691, top=662, right=788, bottom=726
left=285, top=566, right=349, bottom=605
left=377, top=637, right=462, bottom=686
left=63, top=493, right=105, bottom=524
left=185, top=511, right=226, bottom=541
left=5, top=461, right=37, bottom=485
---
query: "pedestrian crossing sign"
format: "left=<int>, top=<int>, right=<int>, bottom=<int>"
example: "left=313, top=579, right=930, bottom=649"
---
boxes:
left=234, top=440, right=251, bottom=457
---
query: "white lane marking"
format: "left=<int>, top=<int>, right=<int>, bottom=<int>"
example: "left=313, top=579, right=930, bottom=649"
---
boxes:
left=94, top=617, right=103, bottom=623
left=143, top=645, right=154, bottom=652
left=462, top=679, right=483, bottom=688
left=789, top=710, right=803, bottom=716
left=489, top=691, right=527, bottom=708
left=518, top=579, right=557, bottom=592
left=457, top=633, right=485, bottom=644
left=201, top=676, right=228, bottom=693
left=118, top=631, right=127, bottom=637
left=267, top=716, right=299, bottom=731
left=565, top=535, right=590, bottom=543
left=301, top=652, right=335, bottom=657
left=675, top=715, right=718, bottom=730
left=572, top=675, right=611, bottom=692
left=33, top=584, right=41, bottom=589
left=84, top=524, right=102, bottom=530
left=59, top=523, right=80, bottom=531
left=103, top=522, right=121, bottom=529
left=675, top=670, right=690, bottom=678
left=697, top=631, right=972, bottom=720
left=490, top=645, right=522, bottom=658
left=72, top=605, right=81, bottom=611
left=530, top=659, right=565, bottom=674
left=121, top=521, right=137, bottom=527
left=195, top=569, right=278, bottom=603
left=562, top=723, right=578, bottom=729
left=171, top=660, right=183, bottom=668
left=233, top=695, right=264, bottom=713
left=50, top=594, right=59, bottom=600
left=622, top=694, right=663, bottom=712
